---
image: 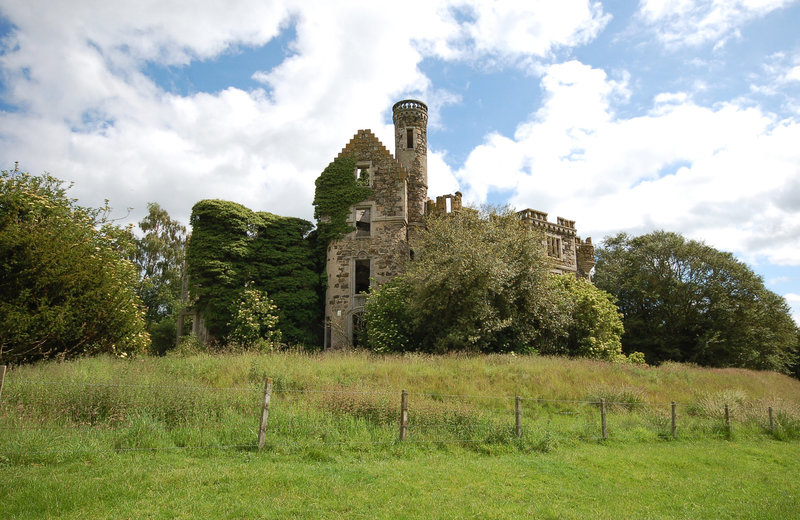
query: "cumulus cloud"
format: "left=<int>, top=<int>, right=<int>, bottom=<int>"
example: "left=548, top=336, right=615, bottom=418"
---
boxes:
left=0, top=0, right=609, bottom=224
left=636, top=0, right=797, bottom=48
left=451, top=60, right=800, bottom=267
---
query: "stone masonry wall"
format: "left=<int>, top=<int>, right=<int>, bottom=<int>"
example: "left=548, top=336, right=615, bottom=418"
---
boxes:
left=324, top=129, right=410, bottom=348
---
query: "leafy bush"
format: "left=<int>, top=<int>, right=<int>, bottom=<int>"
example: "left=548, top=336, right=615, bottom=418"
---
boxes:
left=382, top=206, right=569, bottom=354
left=363, top=277, right=415, bottom=352
left=362, top=207, right=624, bottom=359
left=226, top=285, right=282, bottom=350
left=550, top=276, right=624, bottom=360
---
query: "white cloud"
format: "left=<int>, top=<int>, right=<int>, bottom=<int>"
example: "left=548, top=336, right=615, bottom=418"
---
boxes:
left=451, top=60, right=800, bottom=266
left=0, top=0, right=609, bottom=225
left=637, top=0, right=797, bottom=48
left=459, top=0, right=610, bottom=60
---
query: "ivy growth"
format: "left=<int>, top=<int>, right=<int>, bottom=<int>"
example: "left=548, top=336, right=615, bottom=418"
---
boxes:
left=312, top=156, right=372, bottom=248
left=186, top=200, right=319, bottom=345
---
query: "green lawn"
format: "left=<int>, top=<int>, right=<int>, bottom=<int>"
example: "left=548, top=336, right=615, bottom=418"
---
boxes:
left=2, top=439, right=798, bottom=519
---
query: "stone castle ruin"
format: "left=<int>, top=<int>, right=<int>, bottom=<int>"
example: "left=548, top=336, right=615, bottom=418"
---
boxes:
left=322, top=100, right=595, bottom=349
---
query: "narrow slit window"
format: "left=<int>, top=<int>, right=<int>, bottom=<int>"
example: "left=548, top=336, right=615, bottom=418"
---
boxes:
left=355, top=259, right=370, bottom=294
left=547, top=237, right=562, bottom=258
left=355, top=208, right=371, bottom=237
left=406, top=128, right=414, bottom=149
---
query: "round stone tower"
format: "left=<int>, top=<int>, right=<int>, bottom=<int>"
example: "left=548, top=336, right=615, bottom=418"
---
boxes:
left=392, top=99, right=428, bottom=232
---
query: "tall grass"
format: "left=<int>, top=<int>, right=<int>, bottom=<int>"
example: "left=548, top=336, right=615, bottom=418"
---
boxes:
left=1, top=351, right=799, bottom=464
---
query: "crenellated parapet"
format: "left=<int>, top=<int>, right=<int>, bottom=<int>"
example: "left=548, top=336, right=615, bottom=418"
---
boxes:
left=426, top=191, right=462, bottom=216
left=517, top=208, right=577, bottom=237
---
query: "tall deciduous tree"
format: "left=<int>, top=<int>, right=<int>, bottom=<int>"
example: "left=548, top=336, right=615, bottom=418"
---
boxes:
left=364, top=207, right=625, bottom=358
left=0, top=170, right=148, bottom=364
left=594, top=231, right=799, bottom=372
left=367, top=207, right=571, bottom=353
left=132, top=202, right=187, bottom=354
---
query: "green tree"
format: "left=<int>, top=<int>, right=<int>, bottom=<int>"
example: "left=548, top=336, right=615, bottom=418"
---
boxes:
left=0, top=170, right=148, bottom=364
left=133, top=202, right=187, bottom=354
left=365, top=207, right=571, bottom=354
left=594, top=231, right=799, bottom=372
left=187, top=200, right=258, bottom=340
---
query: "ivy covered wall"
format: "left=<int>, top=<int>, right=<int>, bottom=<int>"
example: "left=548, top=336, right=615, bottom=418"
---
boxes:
left=187, top=199, right=319, bottom=345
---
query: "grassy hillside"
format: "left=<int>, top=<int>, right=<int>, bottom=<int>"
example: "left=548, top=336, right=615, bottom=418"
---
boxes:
left=6, top=350, right=800, bottom=404
left=2, top=352, right=800, bottom=519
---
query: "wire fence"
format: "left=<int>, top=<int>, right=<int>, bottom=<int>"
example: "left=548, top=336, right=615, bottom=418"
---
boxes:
left=1, top=366, right=798, bottom=463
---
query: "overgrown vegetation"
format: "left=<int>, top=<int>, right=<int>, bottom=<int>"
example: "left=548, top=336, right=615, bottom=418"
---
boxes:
left=595, top=231, right=800, bottom=373
left=364, top=207, right=626, bottom=358
left=312, top=156, right=371, bottom=248
left=226, top=284, right=282, bottom=350
left=1, top=352, right=799, bottom=467
left=186, top=200, right=318, bottom=345
left=0, top=170, right=148, bottom=364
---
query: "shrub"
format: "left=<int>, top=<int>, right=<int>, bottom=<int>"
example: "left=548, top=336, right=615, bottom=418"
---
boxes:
left=226, top=285, right=282, bottom=350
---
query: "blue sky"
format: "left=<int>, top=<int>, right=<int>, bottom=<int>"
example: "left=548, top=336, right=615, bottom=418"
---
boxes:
left=0, top=0, right=799, bottom=322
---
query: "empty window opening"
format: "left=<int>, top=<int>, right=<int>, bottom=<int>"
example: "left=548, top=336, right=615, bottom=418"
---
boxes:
left=355, top=259, right=370, bottom=294
left=406, top=128, right=414, bottom=149
left=445, top=197, right=452, bottom=213
left=355, top=208, right=371, bottom=237
left=324, top=317, right=331, bottom=349
left=356, top=164, right=370, bottom=184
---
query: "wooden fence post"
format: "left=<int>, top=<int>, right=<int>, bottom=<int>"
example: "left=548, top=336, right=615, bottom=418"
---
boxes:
left=515, top=396, right=522, bottom=438
left=0, top=365, right=6, bottom=402
left=671, top=401, right=677, bottom=439
left=257, top=377, right=273, bottom=450
left=724, top=404, right=731, bottom=435
left=400, top=390, right=408, bottom=441
left=600, top=398, right=607, bottom=440
left=768, top=407, right=774, bottom=432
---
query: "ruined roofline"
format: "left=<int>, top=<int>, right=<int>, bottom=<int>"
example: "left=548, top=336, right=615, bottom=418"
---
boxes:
left=329, top=129, right=407, bottom=176
left=517, top=208, right=577, bottom=237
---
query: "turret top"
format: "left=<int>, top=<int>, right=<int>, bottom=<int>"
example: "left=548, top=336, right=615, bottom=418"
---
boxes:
left=392, top=99, right=428, bottom=113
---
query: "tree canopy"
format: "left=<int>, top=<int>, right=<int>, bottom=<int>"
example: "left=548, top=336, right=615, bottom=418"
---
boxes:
left=364, top=207, right=625, bottom=358
left=0, top=170, right=148, bottom=364
left=594, top=231, right=799, bottom=372
left=132, top=202, right=187, bottom=354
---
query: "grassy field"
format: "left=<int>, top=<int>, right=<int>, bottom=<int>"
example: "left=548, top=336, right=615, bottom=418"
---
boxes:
left=2, top=352, right=800, bottom=518
left=3, top=440, right=800, bottom=519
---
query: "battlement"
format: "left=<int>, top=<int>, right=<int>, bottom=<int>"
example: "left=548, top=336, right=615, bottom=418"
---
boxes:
left=517, top=208, right=577, bottom=236
left=426, top=191, right=462, bottom=216
left=392, top=99, right=428, bottom=114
